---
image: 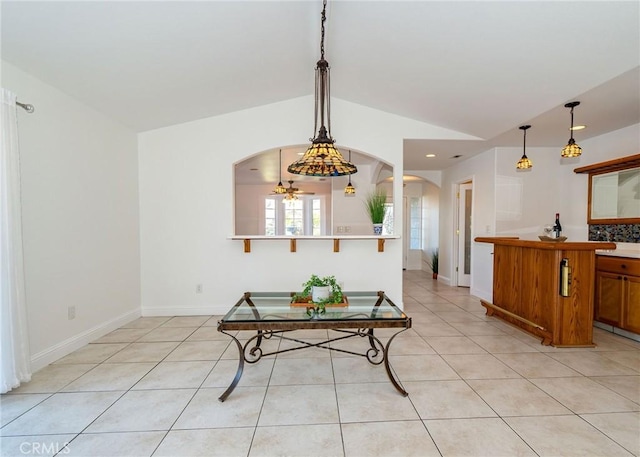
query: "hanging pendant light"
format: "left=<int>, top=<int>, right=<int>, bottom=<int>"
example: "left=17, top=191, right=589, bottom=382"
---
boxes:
left=273, top=149, right=287, bottom=194
left=516, top=125, right=532, bottom=170
left=561, top=101, right=582, bottom=158
left=287, top=0, right=357, bottom=177
left=344, top=150, right=356, bottom=196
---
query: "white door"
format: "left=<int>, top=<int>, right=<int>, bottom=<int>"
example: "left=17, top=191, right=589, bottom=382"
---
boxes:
left=457, top=183, right=472, bottom=287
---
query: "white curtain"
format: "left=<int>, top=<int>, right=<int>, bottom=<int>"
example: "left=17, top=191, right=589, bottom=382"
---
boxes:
left=1, top=88, right=31, bottom=393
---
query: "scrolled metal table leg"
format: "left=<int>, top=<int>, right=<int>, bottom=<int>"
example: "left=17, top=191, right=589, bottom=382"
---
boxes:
left=383, top=328, right=409, bottom=397
left=218, top=331, right=244, bottom=402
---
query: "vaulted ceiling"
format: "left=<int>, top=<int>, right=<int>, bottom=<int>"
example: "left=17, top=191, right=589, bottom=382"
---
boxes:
left=2, top=1, right=639, bottom=171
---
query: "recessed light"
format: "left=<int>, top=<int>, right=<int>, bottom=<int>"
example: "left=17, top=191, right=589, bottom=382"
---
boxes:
left=250, top=168, right=258, bottom=171
left=452, top=155, right=463, bottom=159
left=425, top=154, right=436, bottom=158
left=570, top=125, right=587, bottom=131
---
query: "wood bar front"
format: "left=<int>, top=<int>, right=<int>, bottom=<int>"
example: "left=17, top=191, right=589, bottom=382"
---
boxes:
left=475, top=237, right=616, bottom=347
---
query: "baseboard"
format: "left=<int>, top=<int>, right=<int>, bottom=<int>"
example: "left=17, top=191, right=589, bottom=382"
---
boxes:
left=470, top=286, right=491, bottom=302
left=30, top=308, right=141, bottom=372
left=594, top=321, right=640, bottom=343
left=141, top=305, right=230, bottom=317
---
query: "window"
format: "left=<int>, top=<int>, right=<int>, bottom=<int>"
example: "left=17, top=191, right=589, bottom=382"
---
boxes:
left=409, top=197, right=421, bottom=249
left=265, top=198, right=276, bottom=236
left=264, top=196, right=325, bottom=236
left=383, top=202, right=394, bottom=236
left=312, top=198, right=322, bottom=236
left=284, top=199, right=304, bottom=235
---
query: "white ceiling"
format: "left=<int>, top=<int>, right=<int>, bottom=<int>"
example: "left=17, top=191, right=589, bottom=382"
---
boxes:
left=2, top=0, right=639, bottom=172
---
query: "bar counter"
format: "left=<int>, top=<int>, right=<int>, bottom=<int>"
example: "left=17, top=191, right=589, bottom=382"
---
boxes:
left=475, top=237, right=616, bottom=346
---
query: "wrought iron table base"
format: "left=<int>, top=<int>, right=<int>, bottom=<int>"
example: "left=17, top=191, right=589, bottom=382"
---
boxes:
left=218, top=327, right=408, bottom=402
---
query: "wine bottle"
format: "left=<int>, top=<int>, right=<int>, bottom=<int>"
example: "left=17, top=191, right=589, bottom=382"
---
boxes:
left=553, top=213, right=562, bottom=238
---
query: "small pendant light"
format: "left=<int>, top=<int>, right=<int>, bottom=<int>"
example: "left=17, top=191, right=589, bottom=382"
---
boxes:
left=344, top=150, right=356, bottom=196
left=516, top=125, right=532, bottom=170
left=274, top=149, right=287, bottom=194
left=561, top=101, right=582, bottom=158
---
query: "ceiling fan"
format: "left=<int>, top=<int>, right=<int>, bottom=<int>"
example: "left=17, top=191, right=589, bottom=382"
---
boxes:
left=272, top=180, right=315, bottom=199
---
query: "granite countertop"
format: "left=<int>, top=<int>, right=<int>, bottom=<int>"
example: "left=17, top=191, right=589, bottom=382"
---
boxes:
left=596, top=243, right=640, bottom=259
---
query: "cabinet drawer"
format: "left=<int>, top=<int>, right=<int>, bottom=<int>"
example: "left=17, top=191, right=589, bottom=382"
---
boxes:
left=596, top=256, right=640, bottom=276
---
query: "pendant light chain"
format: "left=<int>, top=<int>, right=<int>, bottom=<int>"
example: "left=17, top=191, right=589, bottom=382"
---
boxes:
left=326, top=60, right=331, bottom=138
left=287, top=0, right=357, bottom=177
left=569, top=106, right=575, bottom=141
left=321, top=0, right=331, bottom=136
left=320, top=0, right=326, bottom=61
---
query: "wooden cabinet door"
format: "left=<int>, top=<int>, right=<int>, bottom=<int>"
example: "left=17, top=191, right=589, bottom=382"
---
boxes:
left=622, top=275, right=640, bottom=334
left=595, top=271, right=623, bottom=326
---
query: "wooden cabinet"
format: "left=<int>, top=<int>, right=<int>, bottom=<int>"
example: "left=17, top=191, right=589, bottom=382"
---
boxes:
left=475, top=237, right=615, bottom=347
left=595, top=256, right=640, bottom=334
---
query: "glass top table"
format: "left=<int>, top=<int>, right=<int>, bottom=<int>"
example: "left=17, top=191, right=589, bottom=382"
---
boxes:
left=217, top=291, right=411, bottom=401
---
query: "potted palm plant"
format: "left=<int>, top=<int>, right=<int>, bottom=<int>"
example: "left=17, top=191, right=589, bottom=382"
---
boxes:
left=364, top=189, right=387, bottom=235
left=427, top=248, right=439, bottom=279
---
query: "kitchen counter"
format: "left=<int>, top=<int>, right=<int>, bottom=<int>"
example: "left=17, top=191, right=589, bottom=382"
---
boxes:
left=474, top=237, right=616, bottom=251
left=596, top=243, right=640, bottom=259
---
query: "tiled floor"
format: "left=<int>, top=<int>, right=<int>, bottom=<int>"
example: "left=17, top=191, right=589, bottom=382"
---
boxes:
left=2, top=270, right=639, bottom=456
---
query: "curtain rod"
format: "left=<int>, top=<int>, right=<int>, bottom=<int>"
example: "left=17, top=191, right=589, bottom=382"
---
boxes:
left=16, top=101, right=35, bottom=113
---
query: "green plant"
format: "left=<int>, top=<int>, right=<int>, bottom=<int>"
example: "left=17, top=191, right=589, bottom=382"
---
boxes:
left=427, top=248, right=439, bottom=274
left=364, top=189, right=387, bottom=224
left=293, top=274, right=343, bottom=306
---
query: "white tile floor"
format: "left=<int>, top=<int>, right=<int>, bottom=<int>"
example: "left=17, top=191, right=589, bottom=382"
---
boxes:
left=2, top=270, right=639, bottom=456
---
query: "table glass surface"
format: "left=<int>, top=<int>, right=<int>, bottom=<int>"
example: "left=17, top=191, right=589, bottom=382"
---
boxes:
left=221, top=291, right=407, bottom=323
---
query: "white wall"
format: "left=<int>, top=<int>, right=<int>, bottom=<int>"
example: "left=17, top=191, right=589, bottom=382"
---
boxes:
left=495, top=124, right=640, bottom=241
left=441, top=123, right=640, bottom=302
left=138, top=96, right=472, bottom=314
left=563, top=124, right=640, bottom=239
left=2, top=61, right=141, bottom=370
left=441, top=150, right=497, bottom=300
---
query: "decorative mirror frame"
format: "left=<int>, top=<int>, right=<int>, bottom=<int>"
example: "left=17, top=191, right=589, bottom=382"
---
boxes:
left=574, top=154, right=640, bottom=225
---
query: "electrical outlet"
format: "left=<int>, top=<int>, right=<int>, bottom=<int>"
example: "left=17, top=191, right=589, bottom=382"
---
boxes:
left=68, top=306, right=76, bottom=320
left=345, top=226, right=351, bottom=233
left=196, top=284, right=203, bottom=294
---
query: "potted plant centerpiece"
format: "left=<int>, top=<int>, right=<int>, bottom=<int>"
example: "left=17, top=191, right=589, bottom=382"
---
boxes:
left=292, top=274, right=345, bottom=313
left=364, top=188, right=387, bottom=235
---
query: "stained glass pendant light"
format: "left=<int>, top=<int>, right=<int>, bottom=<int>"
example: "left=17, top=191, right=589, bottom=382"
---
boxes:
left=273, top=149, right=287, bottom=194
left=516, top=125, right=532, bottom=170
left=287, top=0, right=357, bottom=177
left=344, top=150, right=356, bottom=196
left=561, top=101, right=582, bottom=158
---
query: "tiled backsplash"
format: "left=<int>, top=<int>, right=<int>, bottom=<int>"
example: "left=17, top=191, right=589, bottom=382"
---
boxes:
left=588, top=224, right=640, bottom=243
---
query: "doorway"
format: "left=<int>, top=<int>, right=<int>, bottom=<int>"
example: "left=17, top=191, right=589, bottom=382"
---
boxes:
left=457, top=181, right=472, bottom=287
